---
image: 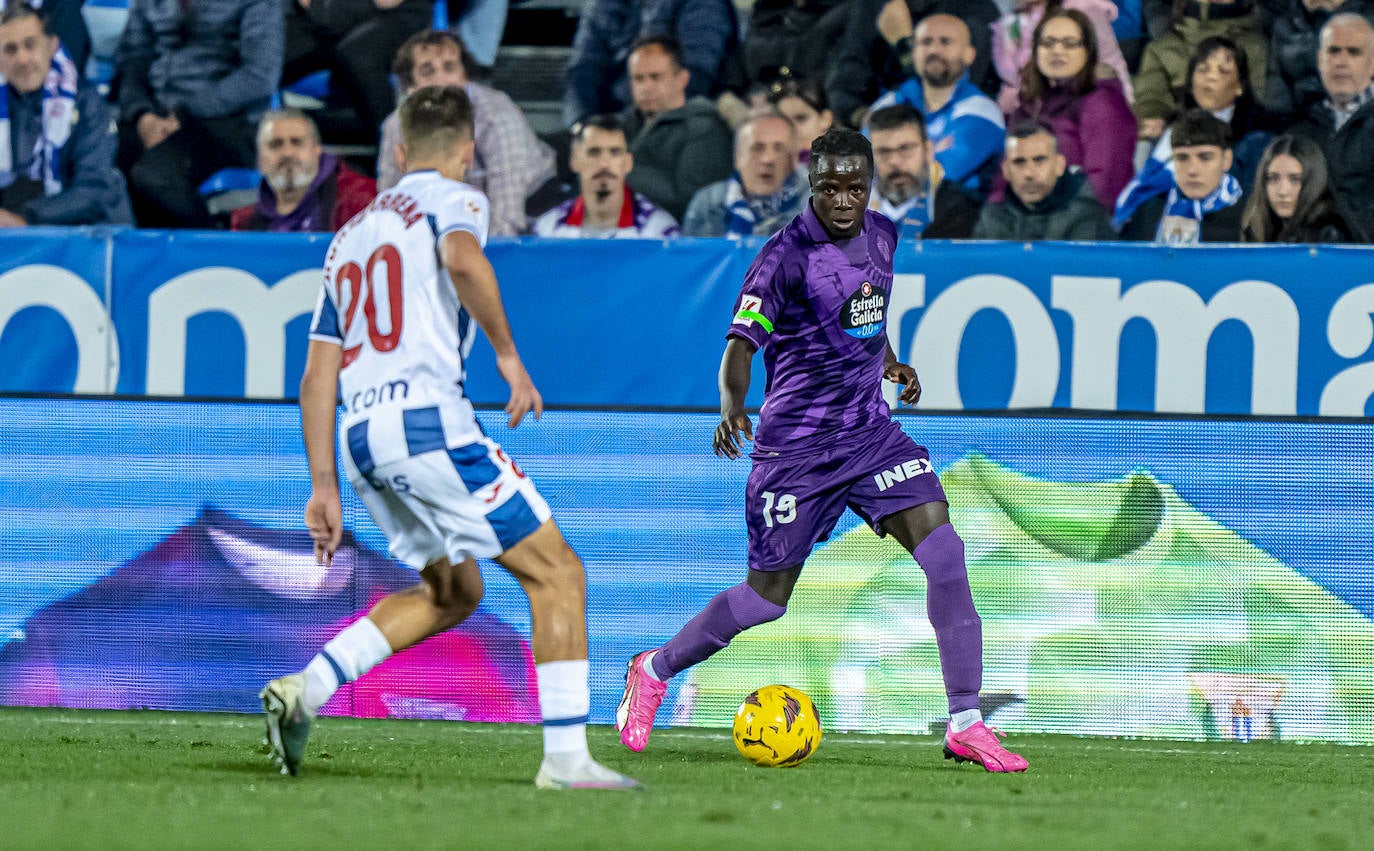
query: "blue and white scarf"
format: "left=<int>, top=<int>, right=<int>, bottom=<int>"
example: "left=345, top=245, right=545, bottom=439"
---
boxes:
left=1154, top=173, right=1243, bottom=246
left=723, top=168, right=808, bottom=238
left=0, top=43, right=79, bottom=196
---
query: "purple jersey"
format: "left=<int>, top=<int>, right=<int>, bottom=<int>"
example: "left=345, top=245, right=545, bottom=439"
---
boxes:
left=728, top=205, right=898, bottom=454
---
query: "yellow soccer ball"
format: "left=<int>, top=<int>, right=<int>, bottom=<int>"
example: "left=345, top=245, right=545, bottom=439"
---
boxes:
left=732, top=685, right=822, bottom=767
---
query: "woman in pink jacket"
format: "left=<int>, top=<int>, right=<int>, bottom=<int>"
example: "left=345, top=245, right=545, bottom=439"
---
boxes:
left=1009, top=7, right=1138, bottom=210
left=992, top=0, right=1132, bottom=115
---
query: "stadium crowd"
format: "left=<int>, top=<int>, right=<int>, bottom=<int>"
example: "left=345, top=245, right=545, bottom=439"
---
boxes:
left=0, top=0, right=1370, bottom=244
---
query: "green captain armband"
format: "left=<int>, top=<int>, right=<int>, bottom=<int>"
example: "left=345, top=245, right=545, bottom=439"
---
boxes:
left=734, top=309, right=774, bottom=333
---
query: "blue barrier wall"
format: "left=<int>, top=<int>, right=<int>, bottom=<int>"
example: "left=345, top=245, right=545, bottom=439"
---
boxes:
left=3, top=230, right=1373, bottom=415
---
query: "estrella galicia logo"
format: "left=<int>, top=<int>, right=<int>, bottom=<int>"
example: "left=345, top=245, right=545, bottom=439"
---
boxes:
left=841, top=281, right=887, bottom=339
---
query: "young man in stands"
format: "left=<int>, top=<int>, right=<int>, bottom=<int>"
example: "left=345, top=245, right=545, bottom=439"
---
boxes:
left=1118, top=110, right=1245, bottom=243
left=377, top=29, right=556, bottom=237
left=532, top=113, right=678, bottom=238
left=232, top=109, right=375, bottom=233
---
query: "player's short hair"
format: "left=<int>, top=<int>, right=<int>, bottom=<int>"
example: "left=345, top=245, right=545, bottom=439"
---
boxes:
left=392, top=28, right=469, bottom=89
left=1006, top=119, right=1058, bottom=149
left=867, top=104, right=927, bottom=142
left=810, top=127, right=873, bottom=172
left=1171, top=108, right=1232, bottom=150
left=628, top=35, right=685, bottom=70
left=256, top=108, right=321, bottom=148
left=400, top=85, right=475, bottom=160
left=0, top=2, right=50, bottom=33
left=571, top=113, right=628, bottom=147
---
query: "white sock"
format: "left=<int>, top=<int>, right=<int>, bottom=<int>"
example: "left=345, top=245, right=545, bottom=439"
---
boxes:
left=537, top=659, right=591, bottom=758
left=949, top=708, right=983, bottom=733
left=643, top=650, right=667, bottom=683
left=302, top=617, right=393, bottom=713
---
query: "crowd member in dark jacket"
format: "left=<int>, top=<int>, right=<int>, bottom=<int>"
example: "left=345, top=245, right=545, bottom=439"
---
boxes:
left=1240, top=132, right=1365, bottom=240
left=1118, top=109, right=1246, bottom=242
left=563, top=0, right=738, bottom=127
left=1264, top=0, right=1374, bottom=119
left=0, top=4, right=131, bottom=226
left=826, top=0, right=1000, bottom=128
left=1288, top=12, right=1374, bottom=235
left=619, top=37, right=734, bottom=221
left=1010, top=7, right=1137, bottom=209
left=114, top=0, right=282, bottom=228
left=714, top=0, right=849, bottom=125
left=230, top=109, right=376, bottom=233
left=974, top=121, right=1116, bottom=240
left=867, top=104, right=981, bottom=239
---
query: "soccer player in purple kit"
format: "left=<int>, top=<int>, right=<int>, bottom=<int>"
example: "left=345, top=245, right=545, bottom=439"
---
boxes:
left=614, top=127, right=1028, bottom=773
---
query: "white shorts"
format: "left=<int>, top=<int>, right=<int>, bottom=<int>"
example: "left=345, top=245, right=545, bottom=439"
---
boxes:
left=344, top=431, right=552, bottom=569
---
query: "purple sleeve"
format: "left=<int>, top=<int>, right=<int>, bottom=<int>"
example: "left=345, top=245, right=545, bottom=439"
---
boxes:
left=1079, top=85, right=1139, bottom=210
left=726, top=241, right=791, bottom=349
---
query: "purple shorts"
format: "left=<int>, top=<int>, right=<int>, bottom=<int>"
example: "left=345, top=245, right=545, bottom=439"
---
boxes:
left=744, top=420, right=947, bottom=571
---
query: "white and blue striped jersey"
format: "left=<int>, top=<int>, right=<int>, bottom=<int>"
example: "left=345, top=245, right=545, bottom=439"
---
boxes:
left=310, top=170, right=492, bottom=470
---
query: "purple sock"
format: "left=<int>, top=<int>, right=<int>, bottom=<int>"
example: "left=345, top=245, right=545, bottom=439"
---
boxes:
left=652, top=582, right=786, bottom=680
left=913, top=523, right=983, bottom=714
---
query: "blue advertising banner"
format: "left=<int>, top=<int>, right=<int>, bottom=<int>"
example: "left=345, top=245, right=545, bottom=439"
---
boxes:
left=0, top=228, right=109, bottom=394
left=2, top=397, right=1371, bottom=743
left=3, top=231, right=1374, bottom=414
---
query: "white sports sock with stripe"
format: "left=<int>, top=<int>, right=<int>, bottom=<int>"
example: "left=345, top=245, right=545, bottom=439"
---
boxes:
left=302, top=617, right=393, bottom=714
left=537, top=659, right=591, bottom=757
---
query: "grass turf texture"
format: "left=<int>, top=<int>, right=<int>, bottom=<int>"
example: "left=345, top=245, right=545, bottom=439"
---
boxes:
left=1, top=709, right=1371, bottom=849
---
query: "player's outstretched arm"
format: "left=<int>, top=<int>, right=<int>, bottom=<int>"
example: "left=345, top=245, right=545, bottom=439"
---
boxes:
left=883, top=339, right=922, bottom=406
left=714, top=337, right=757, bottom=459
left=300, top=340, right=344, bottom=565
left=440, top=230, right=543, bottom=427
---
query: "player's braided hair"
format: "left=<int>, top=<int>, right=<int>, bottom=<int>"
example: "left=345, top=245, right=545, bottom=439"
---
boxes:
left=809, top=127, right=874, bottom=172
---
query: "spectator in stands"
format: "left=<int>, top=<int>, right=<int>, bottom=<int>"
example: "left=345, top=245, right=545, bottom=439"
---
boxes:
left=1240, top=132, right=1366, bottom=239
left=1118, top=109, right=1245, bottom=242
left=1265, top=0, right=1374, bottom=120
left=378, top=30, right=557, bottom=236
left=973, top=120, right=1116, bottom=239
left=1147, top=36, right=1276, bottom=191
left=114, top=0, right=281, bottom=229
left=620, top=37, right=734, bottom=223
left=1290, top=12, right=1374, bottom=233
left=282, top=0, right=433, bottom=147
left=0, top=4, right=131, bottom=226
left=869, top=13, right=1007, bottom=197
left=230, top=108, right=375, bottom=232
left=1133, top=0, right=1268, bottom=140
left=532, top=113, right=678, bottom=238
left=992, top=0, right=1133, bottom=114
left=682, top=111, right=807, bottom=237
left=0, top=0, right=87, bottom=75
left=715, top=0, right=849, bottom=128
left=866, top=104, right=980, bottom=239
left=767, top=77, right=834, bottom=165
left=828, top=0, right=1000, bottom=130
left=1010, top=8, right=1137, bottom=208
left=563, top=0, right=738, bottom=127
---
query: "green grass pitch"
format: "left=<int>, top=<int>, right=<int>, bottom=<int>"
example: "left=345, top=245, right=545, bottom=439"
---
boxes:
left=1, top=708, right=1371, bottom=849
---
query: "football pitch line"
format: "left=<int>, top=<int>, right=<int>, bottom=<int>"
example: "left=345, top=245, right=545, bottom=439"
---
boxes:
left=0, top=711, right=1272, bottom=757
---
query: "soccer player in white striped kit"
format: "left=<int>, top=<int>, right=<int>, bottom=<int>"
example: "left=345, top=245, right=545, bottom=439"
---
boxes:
left=260, top=86, right=638, bottom=790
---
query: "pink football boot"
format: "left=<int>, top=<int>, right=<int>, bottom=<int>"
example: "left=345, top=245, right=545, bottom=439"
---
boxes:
left=944, top=721, right=1029, bottom=772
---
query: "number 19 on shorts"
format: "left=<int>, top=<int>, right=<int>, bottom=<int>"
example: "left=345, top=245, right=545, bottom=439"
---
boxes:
left=760, top=491, right=797, bottom=527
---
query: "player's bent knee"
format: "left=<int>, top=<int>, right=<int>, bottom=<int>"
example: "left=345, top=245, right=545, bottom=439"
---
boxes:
left=422, top=559, right=485, bottom=625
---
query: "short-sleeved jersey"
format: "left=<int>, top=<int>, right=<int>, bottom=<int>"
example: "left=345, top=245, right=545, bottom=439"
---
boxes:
left=309, top=170, right=491, bottom=469
left=727, top=205, right=898, bottom=455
